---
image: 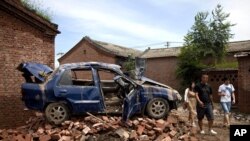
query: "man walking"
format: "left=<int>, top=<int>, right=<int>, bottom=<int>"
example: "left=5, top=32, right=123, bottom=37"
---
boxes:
left=195, top=73, right=217, bottom=135
left=218, top=77, right=235, bottom=127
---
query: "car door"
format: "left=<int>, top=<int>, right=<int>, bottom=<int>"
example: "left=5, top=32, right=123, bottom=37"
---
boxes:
left=54, top=68, right=104, bottom=113
left=121, top=77, right=141, bottom=121
left=122, top=88, right=141, bottom=121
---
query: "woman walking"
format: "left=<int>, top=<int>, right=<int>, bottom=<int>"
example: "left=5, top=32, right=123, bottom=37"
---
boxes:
left=184, top=81, right=197, bottom=127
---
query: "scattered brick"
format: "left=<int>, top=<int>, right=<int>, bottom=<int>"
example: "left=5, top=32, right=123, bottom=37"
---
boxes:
left=169, top=130, right=177, bottom=137
left=190, top=136, right=198, bottom=141
left=0, top=112, right=203, bottom=140
left=153, top=127, right=163, bottom=133
left=82, top=126, right=91, bottom=135
left=155, top=133, right=169, bottom=141
left=139, top=135, right=149, bottom=140
left=129, top=130, right=138, bottom=140
left=37, top=127, right=44, bottom=134
left=147, top=130, right=155, bottom=136
left=132, top=119, right=140, bottom=126
left=39, top=135, right=51, bottom=141
left=137, top=125, right=145, bottom=135
left=44, top=124, right=52, bottom=130
left=59, top=136, right=71, bottom=141
left=115, top=128, right=129, bottom=140
left=162, top=136, right=171, bottom=141
left=102, top=116, right=109, bottom=122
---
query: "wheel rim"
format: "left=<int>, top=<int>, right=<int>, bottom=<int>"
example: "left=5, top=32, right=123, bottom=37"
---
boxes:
left=48, top=105, right=66, bottom=122
left=150, top=100, right=166, bottom=116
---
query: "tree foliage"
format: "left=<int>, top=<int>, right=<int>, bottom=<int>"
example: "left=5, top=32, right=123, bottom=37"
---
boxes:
left=176, top=4, right=234, bottom=86
left=123, top=55, right=136, bottom=77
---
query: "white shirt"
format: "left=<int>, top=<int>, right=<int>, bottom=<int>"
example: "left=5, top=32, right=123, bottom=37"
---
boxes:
left=184, top=88, right=189, bottom=102
left=218, top=84, right=235, bottom=102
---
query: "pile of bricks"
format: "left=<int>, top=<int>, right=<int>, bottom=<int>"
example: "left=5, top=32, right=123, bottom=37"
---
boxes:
left=0, top=111, right=199, bottom=141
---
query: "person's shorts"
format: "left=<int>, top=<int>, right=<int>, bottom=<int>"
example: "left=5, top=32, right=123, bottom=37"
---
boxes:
left=196, top=103, right=214, bottom=121
left=220, top=102, right=231, bottom=114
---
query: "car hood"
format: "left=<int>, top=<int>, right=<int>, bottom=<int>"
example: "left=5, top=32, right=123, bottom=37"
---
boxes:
left=138, top=77, right=172, bottom=89
left=21, top=62, right=53, bottom=82
left=141, top=85, right=182, bottom=101
left=138, top=77, right=182, bottom=101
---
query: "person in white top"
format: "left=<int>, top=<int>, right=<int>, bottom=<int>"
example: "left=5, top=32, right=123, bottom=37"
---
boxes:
left=184, top=81, right=197, bottom=127
left=218, top=77, right=236, bottom=127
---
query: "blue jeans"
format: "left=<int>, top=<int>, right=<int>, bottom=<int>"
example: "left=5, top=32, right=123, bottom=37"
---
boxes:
left=221, top=102, right=231, bottom=113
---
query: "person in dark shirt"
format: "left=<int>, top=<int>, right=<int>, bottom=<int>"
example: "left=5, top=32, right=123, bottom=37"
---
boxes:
left=195, top=73, right=217, bottom=135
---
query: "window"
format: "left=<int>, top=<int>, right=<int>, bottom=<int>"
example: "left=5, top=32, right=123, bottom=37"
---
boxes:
left=59, top=69, right=94, bottom=86
left=98, top=69, right=116, bottom=81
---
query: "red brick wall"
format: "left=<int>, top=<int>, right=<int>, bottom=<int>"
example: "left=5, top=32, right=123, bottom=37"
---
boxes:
left=204, top=70, right=238, bottom=103
left=59, top=41, right=116, bottom=65
left=59, top=41, right=117, bottom=80
left=144, top=57, right=180, bottom=90
left=0, top=10, right=55, bottom=128
left=237, top=56, right=250, bottom=113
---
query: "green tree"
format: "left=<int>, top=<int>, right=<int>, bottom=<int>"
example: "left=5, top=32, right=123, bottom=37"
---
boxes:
left=176, top=4, right=234, bottom=86
left=210, top=4, right=235, bottom=63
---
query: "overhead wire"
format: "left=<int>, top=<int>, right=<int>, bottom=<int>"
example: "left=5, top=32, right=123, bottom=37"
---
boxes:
left=131, top=41, right=184, bottom=49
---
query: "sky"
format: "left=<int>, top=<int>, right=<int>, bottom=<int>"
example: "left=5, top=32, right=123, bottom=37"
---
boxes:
left=34, top=0, right=250, bottom=66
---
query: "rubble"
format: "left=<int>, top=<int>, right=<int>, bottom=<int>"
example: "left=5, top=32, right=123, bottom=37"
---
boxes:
left=115, top=128, right=129, bottom=140
left=0, top=110, right=202, bottom=141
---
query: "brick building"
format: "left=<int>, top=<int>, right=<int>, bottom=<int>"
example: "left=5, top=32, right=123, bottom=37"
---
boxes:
left=140, top=40, right=250, bottom=90
left=235, top=52, right=250, bottom=113
left=60, top=37, right=250, bottom=92
left=58, top=36, right=141, bottom=79
left=140, top=47, right=181, bottom=89
left=58, top=36, right=141, bottom=66
left=0, top=0, right=59, bottom=128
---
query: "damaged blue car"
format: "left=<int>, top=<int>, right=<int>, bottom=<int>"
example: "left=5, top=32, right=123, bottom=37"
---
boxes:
left=20, top=62, right=181, bottom=124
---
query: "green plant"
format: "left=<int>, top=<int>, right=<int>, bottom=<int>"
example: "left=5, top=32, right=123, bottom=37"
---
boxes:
left=176, top=4, right=234, bottom=87
left=214, top=61, right=238, bottom=69
left=123, top=55, right=136, bottom=77
left=21, top=0, right=53, bottom=21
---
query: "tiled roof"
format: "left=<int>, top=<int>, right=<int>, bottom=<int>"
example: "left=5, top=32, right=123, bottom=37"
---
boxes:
left=227, top=40, right=250, bottom=52
left=58, top=36, right=142, bottom=61
left=140, top=40, right=250, bottom=58
left=91, top=39, right=142, bottom=57
left=140, top=47, right=181, bottom=58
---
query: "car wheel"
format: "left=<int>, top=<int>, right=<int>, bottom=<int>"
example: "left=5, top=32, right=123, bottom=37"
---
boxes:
left=146, top=98, right=169, bottom=119
left=45, top=102, right=70, bottom=125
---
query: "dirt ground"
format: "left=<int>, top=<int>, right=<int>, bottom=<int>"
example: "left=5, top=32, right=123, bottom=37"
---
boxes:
left=179, top=103, right=250, bottom=141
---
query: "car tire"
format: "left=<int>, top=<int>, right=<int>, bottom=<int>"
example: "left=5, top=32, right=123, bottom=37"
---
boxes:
left=146, top=98, right=169, bottom=119
left=45, top=102, right=70, bottom=125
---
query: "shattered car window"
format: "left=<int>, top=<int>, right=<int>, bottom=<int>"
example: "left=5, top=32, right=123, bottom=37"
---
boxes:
left=59, top=69, right=94, bottom=86
left=58, top=70, right=73, bottom=86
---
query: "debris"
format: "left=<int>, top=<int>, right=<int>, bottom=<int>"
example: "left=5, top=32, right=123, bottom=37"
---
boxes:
left=169, top=130, right=177, bottom=137
left=115, top=128, right=129, bottom=140
left=59, top=136, right=71, bottom=141
left=129, top=130, right=138, bottom=140
left=86, top=112, right=114, bottom=129
left=39, top=135, right=51, bottom=141
left=162, top=136, right=171, bottom=141
left=82, top=126, right=91, bottom=135
left=137, top=125, right=145, bottom=135
left=1, top=109, right=227, bottom=141
left=139, top=135, right=149, bottom=140
left=132, top=119, right=140, bottom=126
